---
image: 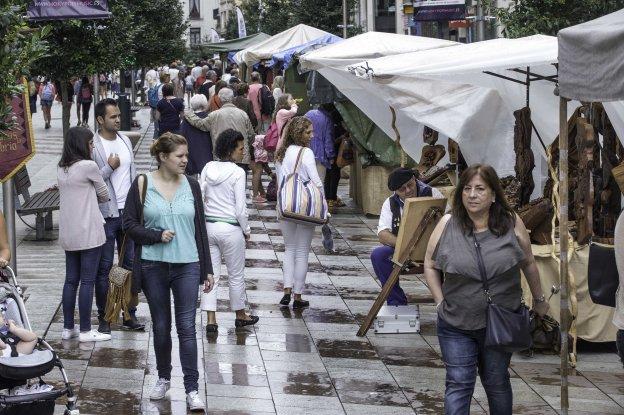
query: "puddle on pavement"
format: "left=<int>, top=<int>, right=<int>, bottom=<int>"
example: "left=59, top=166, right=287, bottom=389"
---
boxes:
left=375, top=346, right=444, bottom=368
left=281, top=381, right=336, bottom=396
left=89, top=348, right=147, bottom=370
left=301, top=309, right=357, bottom=324
left=337, top=389, right=411, bottom=406
left=77, top=387, right=141, bottom=414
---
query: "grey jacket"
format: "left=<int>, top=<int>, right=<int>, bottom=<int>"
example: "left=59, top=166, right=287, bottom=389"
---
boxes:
left=92, top=132, right=137, bottom=218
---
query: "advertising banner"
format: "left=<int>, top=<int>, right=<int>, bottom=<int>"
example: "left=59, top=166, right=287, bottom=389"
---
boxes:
left=236, top=7, right=246, bottom=38
left=27, top=0, right=110, bottom=21
left=413, top=0, right=465, bottom=21
left=0, top=79, right=35, bottom=183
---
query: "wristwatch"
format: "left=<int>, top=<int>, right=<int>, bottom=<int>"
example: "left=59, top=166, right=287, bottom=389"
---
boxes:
left=534, top=294, right=546, bottom=303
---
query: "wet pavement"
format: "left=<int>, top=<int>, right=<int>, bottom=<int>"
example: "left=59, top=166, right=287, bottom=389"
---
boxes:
left=6, top=104, right=624, bottom=414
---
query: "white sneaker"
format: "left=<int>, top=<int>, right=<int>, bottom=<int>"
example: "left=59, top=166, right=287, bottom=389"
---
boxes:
left=78, top=329, right=111, bottom=343
left=186, top=390, right=205, bottom=412
left=61, top=327, right=79, bottom=340
left=149, top=378, right=170, bottom=400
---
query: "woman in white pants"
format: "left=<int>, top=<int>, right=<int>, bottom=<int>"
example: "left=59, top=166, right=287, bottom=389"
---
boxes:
left=275, top=117, right=323, bottom=308
left=200, top=129, right=259, bottom=336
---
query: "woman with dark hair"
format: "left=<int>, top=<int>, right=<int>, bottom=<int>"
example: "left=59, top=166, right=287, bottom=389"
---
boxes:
left=423, top=164, right=549, bottom=414
left=79, top=76, right=94, bottom=127
left=208, top=80, right=227, bottom=112
left=199, top=129, right=258, bottom=336
left=57, top=127, right=111, bottom=343
left=232, top=83, right=258, bottom=130
left=122, top=132, right=213, bottom=412
left=275, top=117, right=322, bottom=308
left=156, top=83, right=185, bottom=135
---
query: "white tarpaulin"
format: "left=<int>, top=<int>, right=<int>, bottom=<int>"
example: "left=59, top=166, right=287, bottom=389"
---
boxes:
left=347, top=35, right=572, bottom=190
left=558, top=8, right=624, bottom=102
left=234, top=24, right=331, bottom=65
left=299, top=32, right=458, bottom=165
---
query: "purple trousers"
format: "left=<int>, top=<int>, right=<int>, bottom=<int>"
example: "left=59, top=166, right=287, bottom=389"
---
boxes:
left=370, top=245, right=408, bottom=306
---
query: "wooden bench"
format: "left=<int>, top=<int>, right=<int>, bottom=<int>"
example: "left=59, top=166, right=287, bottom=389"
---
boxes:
left=13, top=167, right=59, bottom=241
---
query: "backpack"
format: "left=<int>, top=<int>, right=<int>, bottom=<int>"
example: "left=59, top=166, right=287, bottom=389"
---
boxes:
left=277, top=148, right=329, bottom=226
left=263, top=122, right=280, bottom=152
left=148, top=83, right=160, bottom=108
left=259, top=85, right=275, bottom=117
left=81, top=86, right=92, bottom=102
left=41, top=84, right=54, bottom=101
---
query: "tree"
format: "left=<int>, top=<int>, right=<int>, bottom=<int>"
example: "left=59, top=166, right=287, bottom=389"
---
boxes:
left=496, top=0, right=624, bottom=38
left=0, top=2, right=48, bottom=137
left=236, top=0, right=293, bottom=37
left=290, top=0, right=358, bottom=37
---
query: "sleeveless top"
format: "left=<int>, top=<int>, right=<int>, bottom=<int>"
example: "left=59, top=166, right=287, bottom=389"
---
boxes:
left=433, top=216, right=525, bottom=330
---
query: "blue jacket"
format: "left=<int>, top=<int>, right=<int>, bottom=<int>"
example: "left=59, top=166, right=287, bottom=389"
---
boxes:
left=92, top=132, right=137, bottom=218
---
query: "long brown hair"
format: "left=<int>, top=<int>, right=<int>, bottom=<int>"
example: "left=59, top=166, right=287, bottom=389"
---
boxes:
left=272, top=93, right=292, bottom=123
left=451, top=164, right=515, bottom=236
left=274, top=116, right=311, bottom=163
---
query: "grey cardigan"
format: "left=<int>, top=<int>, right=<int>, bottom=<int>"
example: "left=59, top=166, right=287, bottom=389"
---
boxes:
left=57, top=160, right=109, bottom=251
left=92, top=132, right=136, bottom=218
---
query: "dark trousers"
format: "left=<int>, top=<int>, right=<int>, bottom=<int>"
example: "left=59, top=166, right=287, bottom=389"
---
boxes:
left=437, top=317, right=513, bottom=415
left=81, top=101, right=91, bottom=123
left=617, top=329, right=624, bottom=368
left=96, top=215, right=135, bottom=318
left=141, top=260, right=200, bottom=393
left=63, top=246, right=103, bottom=331
left=324, top=162, right=341, bottom=201
left=370, top=245, right=408, bottom=306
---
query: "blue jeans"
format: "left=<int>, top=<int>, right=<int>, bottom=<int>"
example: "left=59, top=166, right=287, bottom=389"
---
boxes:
left=370, top=245, right=408, bottom=306
left=141, top=260, right=200, bottom=393
left=63, top=246, right=103, bottom=332
left=437, top=317, right=513, bottom=415
left=96, top=215, right=135, bottom=317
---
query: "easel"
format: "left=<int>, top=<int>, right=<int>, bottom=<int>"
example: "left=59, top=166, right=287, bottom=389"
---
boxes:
left=357, top=206, right=444, bottom=337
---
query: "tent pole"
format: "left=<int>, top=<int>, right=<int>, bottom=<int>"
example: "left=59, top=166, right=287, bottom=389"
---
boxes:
left=558, top=96, right=569, bottom=415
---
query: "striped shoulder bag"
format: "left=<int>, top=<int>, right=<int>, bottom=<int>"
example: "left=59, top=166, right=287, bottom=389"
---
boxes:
left=277, top=148, right=329, bottom=225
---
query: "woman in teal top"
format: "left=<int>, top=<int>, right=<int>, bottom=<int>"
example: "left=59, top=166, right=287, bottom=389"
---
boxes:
left=123, top=132, right=213, bottom=412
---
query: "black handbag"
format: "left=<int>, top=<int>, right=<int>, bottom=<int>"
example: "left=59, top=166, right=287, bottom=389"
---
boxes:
left=472, top=232, right=532, bottom=353
left=588, top=241, right=619, bottom=307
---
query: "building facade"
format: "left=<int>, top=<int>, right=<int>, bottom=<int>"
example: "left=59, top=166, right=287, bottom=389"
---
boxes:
left=180, top=0, right=222, bottom=46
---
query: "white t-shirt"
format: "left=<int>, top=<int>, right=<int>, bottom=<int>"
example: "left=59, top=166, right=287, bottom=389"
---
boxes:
left=377, top=186, right=444, bottom=235
left=169, top=68, right=179, bottom=82
left=99, top=134, right=132, bottom=209
left=191, top=66, right=202, bottom=81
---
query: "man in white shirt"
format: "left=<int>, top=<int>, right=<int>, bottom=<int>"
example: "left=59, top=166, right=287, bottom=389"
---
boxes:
left=92, top=98, right=145, bottom=333
left=191, top=61, right=203, bottom=82
left=372, top=167, right=444, bottom=305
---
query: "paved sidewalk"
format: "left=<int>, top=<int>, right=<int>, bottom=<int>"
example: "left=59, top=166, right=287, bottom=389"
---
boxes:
left=4, top=101, right=624, bottom=415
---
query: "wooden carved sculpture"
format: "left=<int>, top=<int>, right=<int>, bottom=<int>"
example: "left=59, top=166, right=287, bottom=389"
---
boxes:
left=574, top=116, right=599, bottom=245
left=500, top=176, right=521, bottom=210
left=513, top=107, right=535, bottom=206
left=417, top=127, right=446, bottom=174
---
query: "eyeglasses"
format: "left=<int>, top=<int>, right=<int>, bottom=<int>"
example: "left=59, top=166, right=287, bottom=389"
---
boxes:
left=462, top=186, right=488, bottom=196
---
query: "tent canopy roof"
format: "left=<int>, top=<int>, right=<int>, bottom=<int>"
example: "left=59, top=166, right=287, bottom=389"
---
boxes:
left=299, top=31, right=457, bottom=71
left=234, top=24, right=333, bottom=65
left=558, top=8, right=624, bottom=102
left=198, top=32, right=271, bottom=53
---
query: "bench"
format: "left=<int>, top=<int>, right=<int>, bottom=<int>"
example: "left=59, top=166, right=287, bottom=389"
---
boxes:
left=13, top=167, right=59, bottom=241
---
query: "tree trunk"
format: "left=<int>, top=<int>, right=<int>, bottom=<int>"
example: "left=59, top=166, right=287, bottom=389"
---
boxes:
left=139, top=67, right=146, bottom=104
left=60, top=78, right=70, bottom=139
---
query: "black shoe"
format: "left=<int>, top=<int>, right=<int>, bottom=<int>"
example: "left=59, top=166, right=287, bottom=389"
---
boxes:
left=98, top=318, right=111, bottom=334
left=234, top=315, right=259, bottom=328
left=292, top=299, right=310, bottom=309
left=205, top=324, right=218, bottom=335
left=122, top=312, right=145, bottom=331
left=279, top=294, right=291, bottom=306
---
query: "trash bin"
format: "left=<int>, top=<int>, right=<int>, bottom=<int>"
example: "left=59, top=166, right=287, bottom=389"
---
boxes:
left=117, top=93, right=131, bottom=131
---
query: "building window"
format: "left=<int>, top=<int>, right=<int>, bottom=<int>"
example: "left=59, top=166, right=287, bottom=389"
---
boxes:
left=189, top=0, right=200, bottom=19
left=213, top=8, right=219, bottom=20
left=190, top=28, right=201, bottom=45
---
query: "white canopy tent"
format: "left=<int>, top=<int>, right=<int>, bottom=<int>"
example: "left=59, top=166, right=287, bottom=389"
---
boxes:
left=299, top=32, right=458, bottom=166
left=234, top=24, right=332, bottom=66
left=348, top=35, right=624, bottom=196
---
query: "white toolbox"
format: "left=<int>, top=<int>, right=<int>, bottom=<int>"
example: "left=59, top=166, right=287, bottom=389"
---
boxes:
left=373, top=305, right=420, bottom=334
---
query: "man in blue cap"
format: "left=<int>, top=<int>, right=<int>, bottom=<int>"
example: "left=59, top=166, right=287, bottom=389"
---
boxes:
left=371, top=167, right=443, bottom=305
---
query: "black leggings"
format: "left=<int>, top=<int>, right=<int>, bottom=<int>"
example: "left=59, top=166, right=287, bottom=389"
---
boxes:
left=81, top=102, right=91, bottom=123
left=324, top=163, right=341, bottom=201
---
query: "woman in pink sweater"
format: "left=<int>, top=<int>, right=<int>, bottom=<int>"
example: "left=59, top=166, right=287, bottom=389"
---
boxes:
left=274, top=94, right=298, bottom=150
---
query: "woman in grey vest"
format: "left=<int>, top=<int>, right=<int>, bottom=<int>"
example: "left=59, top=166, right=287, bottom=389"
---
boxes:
left=423, top=164, right=549, bottom=415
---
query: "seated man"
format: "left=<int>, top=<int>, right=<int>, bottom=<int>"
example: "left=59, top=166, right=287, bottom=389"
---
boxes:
left=371, top=167, right=444, bottom=306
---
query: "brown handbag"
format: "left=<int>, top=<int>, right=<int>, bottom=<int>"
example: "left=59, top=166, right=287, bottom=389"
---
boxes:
left=336, top=136, right=354, bottom=168
left=104, top=174, right=147, bottom=323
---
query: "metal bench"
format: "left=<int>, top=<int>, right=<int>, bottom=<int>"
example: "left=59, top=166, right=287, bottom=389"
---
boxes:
left=13, top=167, right=59, bottom=241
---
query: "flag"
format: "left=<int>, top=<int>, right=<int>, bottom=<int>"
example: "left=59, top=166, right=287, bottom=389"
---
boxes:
left=27, top=0, right=110, bottom=21
left=210, top=28, right=220, bottom=43
left=236, top=7, right=246, bottom=38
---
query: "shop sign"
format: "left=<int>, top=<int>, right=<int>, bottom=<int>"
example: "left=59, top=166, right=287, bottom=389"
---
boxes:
left=413, top=0, right=466, bottom=21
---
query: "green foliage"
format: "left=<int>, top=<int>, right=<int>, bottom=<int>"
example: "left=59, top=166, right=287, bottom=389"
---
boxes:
left=224, top=8, right=239, bottom=40
left=290, top=0, right=358, bottom=37
left=0, top=2, right=49, bottom=136
left=236, top=0, right=293, bottom=37
left=496, top=0, right=624, bottom=38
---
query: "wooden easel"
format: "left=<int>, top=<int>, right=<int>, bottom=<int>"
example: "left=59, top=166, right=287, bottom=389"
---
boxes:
left=357, top=206, right=444, bottom=337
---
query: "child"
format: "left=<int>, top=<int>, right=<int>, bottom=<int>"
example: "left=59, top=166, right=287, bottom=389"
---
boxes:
left=0, top=314, right=37, bottom=358
left=253, top=134, right=269, bottom=164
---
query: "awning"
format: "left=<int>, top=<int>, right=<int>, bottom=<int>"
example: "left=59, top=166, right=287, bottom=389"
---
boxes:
left=197, top=33, right=271, bottom=54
